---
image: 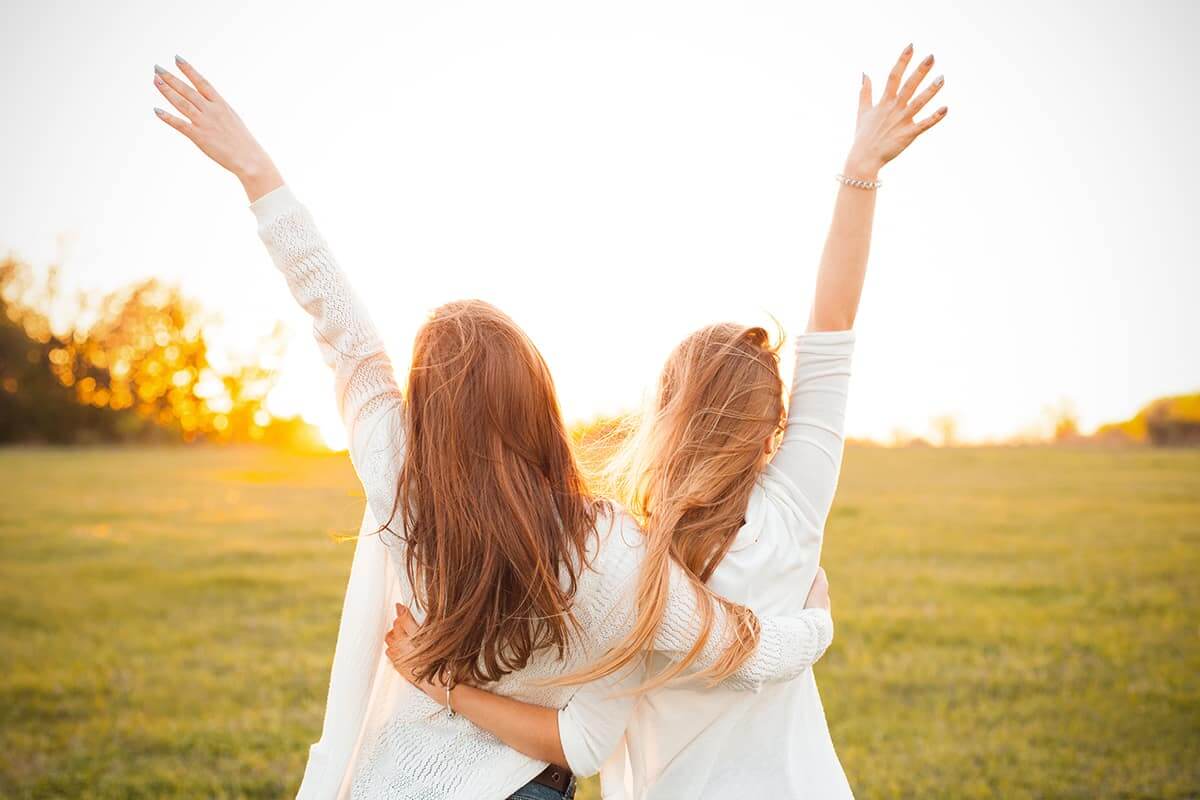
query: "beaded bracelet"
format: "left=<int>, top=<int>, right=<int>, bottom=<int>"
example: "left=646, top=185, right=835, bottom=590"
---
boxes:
left=836, top=173, right=882, bottom=190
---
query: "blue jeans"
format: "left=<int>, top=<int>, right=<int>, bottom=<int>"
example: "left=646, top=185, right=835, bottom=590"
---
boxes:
left=507, top=777, right=576, bottom=800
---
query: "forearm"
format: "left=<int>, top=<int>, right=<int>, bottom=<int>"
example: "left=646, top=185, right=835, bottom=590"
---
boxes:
left=446, top=685, right=568, bottom=766
left=717, top=607, right=834, bottom=689
left=807, top=153, right=879, bottom=333
left=651, top=559, right=833, bottom=689
left=808, top=42, right=950, bottom=331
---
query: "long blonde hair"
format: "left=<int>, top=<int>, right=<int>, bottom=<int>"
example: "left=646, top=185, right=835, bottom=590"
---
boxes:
left=564, top=323, right=786, bottom=692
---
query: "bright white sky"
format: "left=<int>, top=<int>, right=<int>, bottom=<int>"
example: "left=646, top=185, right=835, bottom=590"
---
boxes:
left=2, top=0, right=1197, bottom=448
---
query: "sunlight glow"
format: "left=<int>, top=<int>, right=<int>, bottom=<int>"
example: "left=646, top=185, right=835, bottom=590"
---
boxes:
left=1, top=1, right=1196, bottom=445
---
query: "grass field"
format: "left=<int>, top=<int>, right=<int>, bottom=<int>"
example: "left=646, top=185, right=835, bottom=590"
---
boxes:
left=1, top=445, right=1197, bottom=798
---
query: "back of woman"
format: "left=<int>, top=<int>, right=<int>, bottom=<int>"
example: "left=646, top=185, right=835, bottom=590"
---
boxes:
left=352, top=506, right=636, bottom=799
left=599, top=327, right=856, bottom=799
left=606, top=345, right=854, bottom=797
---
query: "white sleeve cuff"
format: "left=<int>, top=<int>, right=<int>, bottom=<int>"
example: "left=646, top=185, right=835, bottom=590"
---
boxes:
left=805, top=606, right=835, bottom=653
left=795, top=329, right=856, bottom=351
left=249, top=184, right=301, bottom=227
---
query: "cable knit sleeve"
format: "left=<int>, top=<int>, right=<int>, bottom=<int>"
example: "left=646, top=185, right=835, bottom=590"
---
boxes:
left=654, top=560, right=834, bottom=690
left=591, top=516, right=833, bottom=693
left=250, top=186, right=406, bottom=532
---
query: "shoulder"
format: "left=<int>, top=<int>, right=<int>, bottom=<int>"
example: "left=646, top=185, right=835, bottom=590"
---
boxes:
left=742, top=467, right=822, bottom=544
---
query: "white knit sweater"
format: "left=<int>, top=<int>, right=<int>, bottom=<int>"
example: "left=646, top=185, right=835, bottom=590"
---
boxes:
left=250, top=186, right=834, bottom=800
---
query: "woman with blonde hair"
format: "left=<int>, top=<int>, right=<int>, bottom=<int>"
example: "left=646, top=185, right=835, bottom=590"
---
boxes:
left=152, top=55, right=836, bottom=800
left=385, top=43, right=947, bottom=798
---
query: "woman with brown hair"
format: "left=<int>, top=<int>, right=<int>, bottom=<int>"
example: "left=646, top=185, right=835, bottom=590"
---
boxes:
left=384, top=43, right=947, bottom=798
left=152, top=57, right=835, bottom=800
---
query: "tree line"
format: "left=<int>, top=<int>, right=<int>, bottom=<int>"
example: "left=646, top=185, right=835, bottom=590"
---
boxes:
left=0, top=256, right=320, bottom=447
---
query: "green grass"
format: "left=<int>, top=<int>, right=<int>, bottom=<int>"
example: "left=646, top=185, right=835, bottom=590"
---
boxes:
left=1, top=446, right=1197, bottom=798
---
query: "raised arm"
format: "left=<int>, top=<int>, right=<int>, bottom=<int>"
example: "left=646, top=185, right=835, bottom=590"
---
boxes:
left=153, top=58, right=405, bottom=529
left=771, top=45, right=947, bottom=528
left=809, top=43, right=947, bottom=333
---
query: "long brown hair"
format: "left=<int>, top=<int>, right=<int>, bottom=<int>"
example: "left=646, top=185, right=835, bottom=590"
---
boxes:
left=563, top=323, right=785, bottom=692
left=391, top=300, right=599, bottom=687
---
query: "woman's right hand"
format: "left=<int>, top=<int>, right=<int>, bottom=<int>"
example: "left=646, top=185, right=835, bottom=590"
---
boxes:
left=152, top=56, right=283, bottom=201
left=805, top=567, right=831, bottom=612
left=385, top=605, right=448, bottom=704
left=843, top=43, right=948, bottom=180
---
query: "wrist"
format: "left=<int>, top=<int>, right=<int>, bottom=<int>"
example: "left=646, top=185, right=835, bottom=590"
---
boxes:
left=842, top=151, right=882, bottom=181
left=235, top=154, right=283, bottom=203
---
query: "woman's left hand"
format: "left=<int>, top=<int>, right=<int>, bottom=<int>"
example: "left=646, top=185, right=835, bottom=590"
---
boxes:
left=152, top=56, right=283, bottom=201
left=385, top=605, right=445, bottom=703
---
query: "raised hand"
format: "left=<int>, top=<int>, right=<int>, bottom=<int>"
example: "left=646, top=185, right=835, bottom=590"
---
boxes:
left=152, top=56, right=283, bottom=201
left=845, top=44, right=947, bottom=179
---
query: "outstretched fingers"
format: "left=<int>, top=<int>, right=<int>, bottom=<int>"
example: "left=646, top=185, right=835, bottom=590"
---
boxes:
left=859, top=72, right=873, bottom=113
left=907, top=75, right=945, bottom=119
left=897, top=53, right=934, bottom=105
left=914, top=106, right=949, bottom=135
left=154, top=65, right=204, bottom=111
left=174, top=55, right=221, bottom=102
left=154, top=106, right=195, bottom=139
left=883, top=43, right=914, bottom=99
left=154, top=70, right=201, bottom=120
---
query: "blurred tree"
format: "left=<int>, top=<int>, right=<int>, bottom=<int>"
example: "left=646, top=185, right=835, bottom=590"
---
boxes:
left=0, top=259, right=129, bottom=443
left=1095, top=393, right=1200, bottom=446
left=1045, top=399, right=1081, bottom=442
left=930, top=414, right=959, bottom=447
left=1145, top=395, right=1200, bottom=445
left=0, top=256, right=319, bottom=447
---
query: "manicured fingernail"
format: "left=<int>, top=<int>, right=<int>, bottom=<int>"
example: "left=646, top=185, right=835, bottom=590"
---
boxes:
left=904, top=43, right=913, bottom=54
left=154, top=64, right=165, bottom=76
left=934, top=75, right=944, bottom=87
left=175, top=54, right=188, bottom=66
left=923, top=55, right=934, bottom=67
left=154, top=107, right=165, bottom=116
left=861, top=72, right=867, bottom=85
left=939, top=106, right=948, bottom=115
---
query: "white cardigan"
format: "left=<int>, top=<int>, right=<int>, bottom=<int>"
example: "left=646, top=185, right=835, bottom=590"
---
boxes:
left=558, top=332, right=858, bottom=799
left=249, top=187, right=835, bottom=800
